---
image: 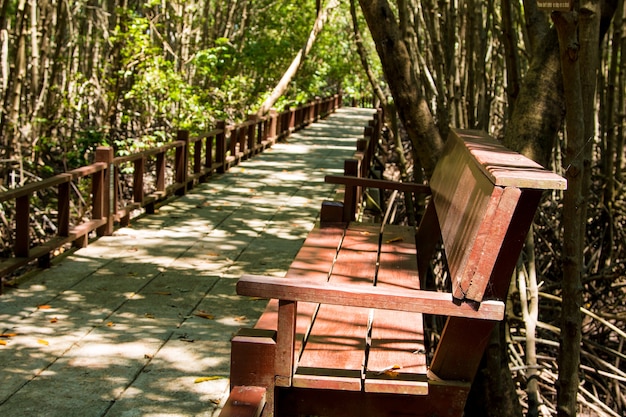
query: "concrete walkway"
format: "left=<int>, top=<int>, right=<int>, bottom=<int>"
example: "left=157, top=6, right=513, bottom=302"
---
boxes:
left=0, top=107, right=375, bottom=417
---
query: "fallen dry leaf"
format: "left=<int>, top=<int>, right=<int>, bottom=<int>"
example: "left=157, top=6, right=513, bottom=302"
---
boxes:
left=194, top=311, right=215, bottom=320
left=0, top=333, right=17, bottom=338
left=38, top=339, right=49, bottom=346
left=178, top=335, right=194, bottom=343
left=194, top=376, right=222, bottom=383
left=234, top=316, right=247, bottom=322
left=0, top=340, right=7, bottom=346
left=106, top=322, right=115, bottom=327
left=37, top=305, right=51, bottom=310
left=385, top=236, right=404, bottom=243
left=375, top=364, right=402, bottom=376
left=50, top=317, right=58, bottom=323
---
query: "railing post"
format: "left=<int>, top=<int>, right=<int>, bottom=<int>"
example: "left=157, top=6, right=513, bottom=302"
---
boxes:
left=134, top=157, right=145, bottom=204
left=315, top=97, right=321, bottom=121
left=343, top=159, right=359, bottom=222
left=58, top=180, right=71, bottom=238
left=216, top=120, right=227, bottom=173
left=156, top=152, right=166, bottom=194
left=175, top=130, right=189, bottom=195
left=236, top=126, right=245, bottom=160
left=205, top=131, right=213, bottom=173
left=194, top=137, right=203, bottom=177
left=268, top=109, right=278, bottom=144
left=288, top=107, right=296, bottom=135
left=247, top=114, right=259, bottom=155
left=15, top=195, right=30, bottom=258
left=95, top=146, right=113, bottom=236
left=246, top=115, right=255, bottom=156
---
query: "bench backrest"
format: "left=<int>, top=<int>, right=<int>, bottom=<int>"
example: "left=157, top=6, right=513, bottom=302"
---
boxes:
left=424, top=128, right=566, bottom=382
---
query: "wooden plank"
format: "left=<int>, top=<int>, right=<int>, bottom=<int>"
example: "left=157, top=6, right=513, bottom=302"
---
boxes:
left=275, top=300, right=296, bottom=387
left=218, top=386, right=266, bottom=417
left=293, top=223, right=379, bottom=391
left=237, top=275, right=505, bottom=320
left=428, top=317, right=496, bottom=382
left=428, top=190, right=545, bottom=382
left=451, top=129, right=567, bottom=190
left=365, top=225, right=427, bottom=395
left=455, top=186, right=521, bottom=302
left=325, top=175, right=431, bottom=195
left=430, top=136, right=497, bottom=303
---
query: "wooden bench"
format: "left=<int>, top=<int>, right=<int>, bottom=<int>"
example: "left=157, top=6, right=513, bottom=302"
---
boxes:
left=219, top=128, right=566, bottom=417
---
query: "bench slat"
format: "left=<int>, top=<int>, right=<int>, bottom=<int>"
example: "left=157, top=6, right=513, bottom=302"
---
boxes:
left=293, top=224, right=379, bottom=390
left=365, top=226, right=428, bottom=395
left=453, top=129, right=567, bottom=190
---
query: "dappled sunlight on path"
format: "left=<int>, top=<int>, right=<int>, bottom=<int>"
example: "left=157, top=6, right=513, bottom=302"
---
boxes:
left=0, top=107, right=375, bottom=417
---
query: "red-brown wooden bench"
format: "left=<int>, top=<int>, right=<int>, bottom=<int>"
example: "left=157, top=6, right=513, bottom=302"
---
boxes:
left=218, top=129, right=566, bottom=417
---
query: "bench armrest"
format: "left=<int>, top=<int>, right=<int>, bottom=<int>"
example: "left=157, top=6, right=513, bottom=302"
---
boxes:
left=324, top=175, right=431, bottom=195
left=238, top=274, right=504, bottom=321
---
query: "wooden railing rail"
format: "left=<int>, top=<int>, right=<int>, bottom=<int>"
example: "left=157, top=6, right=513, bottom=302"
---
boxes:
left=0, top=162, right=108, bottom=277
left=0, top=94, right=342, bottom=288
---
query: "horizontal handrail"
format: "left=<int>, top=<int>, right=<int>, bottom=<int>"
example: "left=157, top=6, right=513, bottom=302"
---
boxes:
left=0, top=94, right=343, bottom=288
left=238, top=274, right=505, bottom=321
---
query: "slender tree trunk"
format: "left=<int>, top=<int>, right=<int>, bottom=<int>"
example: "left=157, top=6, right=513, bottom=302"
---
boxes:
left=501, top=0, right=522, bottom=115
left=0, top=0, right=10, bottom=155
left=29, top=0, right=39, bottom=103
left=3, top=0, right=28, bottom=168
left=553, top=11, right=585, bottom=417
left=519, top=229, right=541, bottom=417
left=256, top=0, right=339, bottom=116
left=602, top=0, right=621, bottom=212
left=617, top=0, right=626, bottom=182
left=349, top=0, right=386, bottom=107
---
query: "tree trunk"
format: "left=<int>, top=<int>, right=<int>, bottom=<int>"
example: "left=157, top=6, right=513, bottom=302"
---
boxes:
left=519, top=229, right=541, bottom=417
left=0, top=0, right=10, bottom=156
left=553, top=10, right=585, bottom=417
left=349, top=0, right=386, bottom=107
left=464, top=322, right=523, bottom=417
left=358, top=0, right=443, bottom=177
left=617, top=0, right=626, bottom=182
left=503, top=27, right=564, bottom=167
left=501, top=0, right=522, bottom=115
left=256, top=0, right=339, bottom=116
left=2, top=0, right=28, bottom=170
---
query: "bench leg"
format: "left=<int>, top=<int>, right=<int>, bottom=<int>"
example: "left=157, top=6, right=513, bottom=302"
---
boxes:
left=229, top=328, right=276, bottom=416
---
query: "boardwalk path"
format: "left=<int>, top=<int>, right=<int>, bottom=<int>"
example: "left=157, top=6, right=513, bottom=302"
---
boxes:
left=0, top=107, right=375, bottom=417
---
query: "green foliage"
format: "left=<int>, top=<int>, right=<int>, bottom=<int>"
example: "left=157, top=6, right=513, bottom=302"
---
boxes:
left=4, top=0, right=380, bottom=175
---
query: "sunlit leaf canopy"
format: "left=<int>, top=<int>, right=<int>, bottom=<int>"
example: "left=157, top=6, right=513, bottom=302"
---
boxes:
left=0, top=0, right=379, bottom=171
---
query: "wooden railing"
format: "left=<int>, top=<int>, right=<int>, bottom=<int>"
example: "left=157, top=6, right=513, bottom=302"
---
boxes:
left=0, top=94, right=342, bottom=288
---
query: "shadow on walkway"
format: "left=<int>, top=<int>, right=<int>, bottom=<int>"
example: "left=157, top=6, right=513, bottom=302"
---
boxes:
left=0, top=107, right=375, bottom=417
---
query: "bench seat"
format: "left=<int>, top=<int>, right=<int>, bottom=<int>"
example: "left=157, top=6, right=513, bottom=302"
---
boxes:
left=238, top=223, right=428, bottom=395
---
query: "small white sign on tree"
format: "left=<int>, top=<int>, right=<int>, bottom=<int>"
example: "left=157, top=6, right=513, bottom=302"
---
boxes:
left=536, top=1, right=572, bottom=10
